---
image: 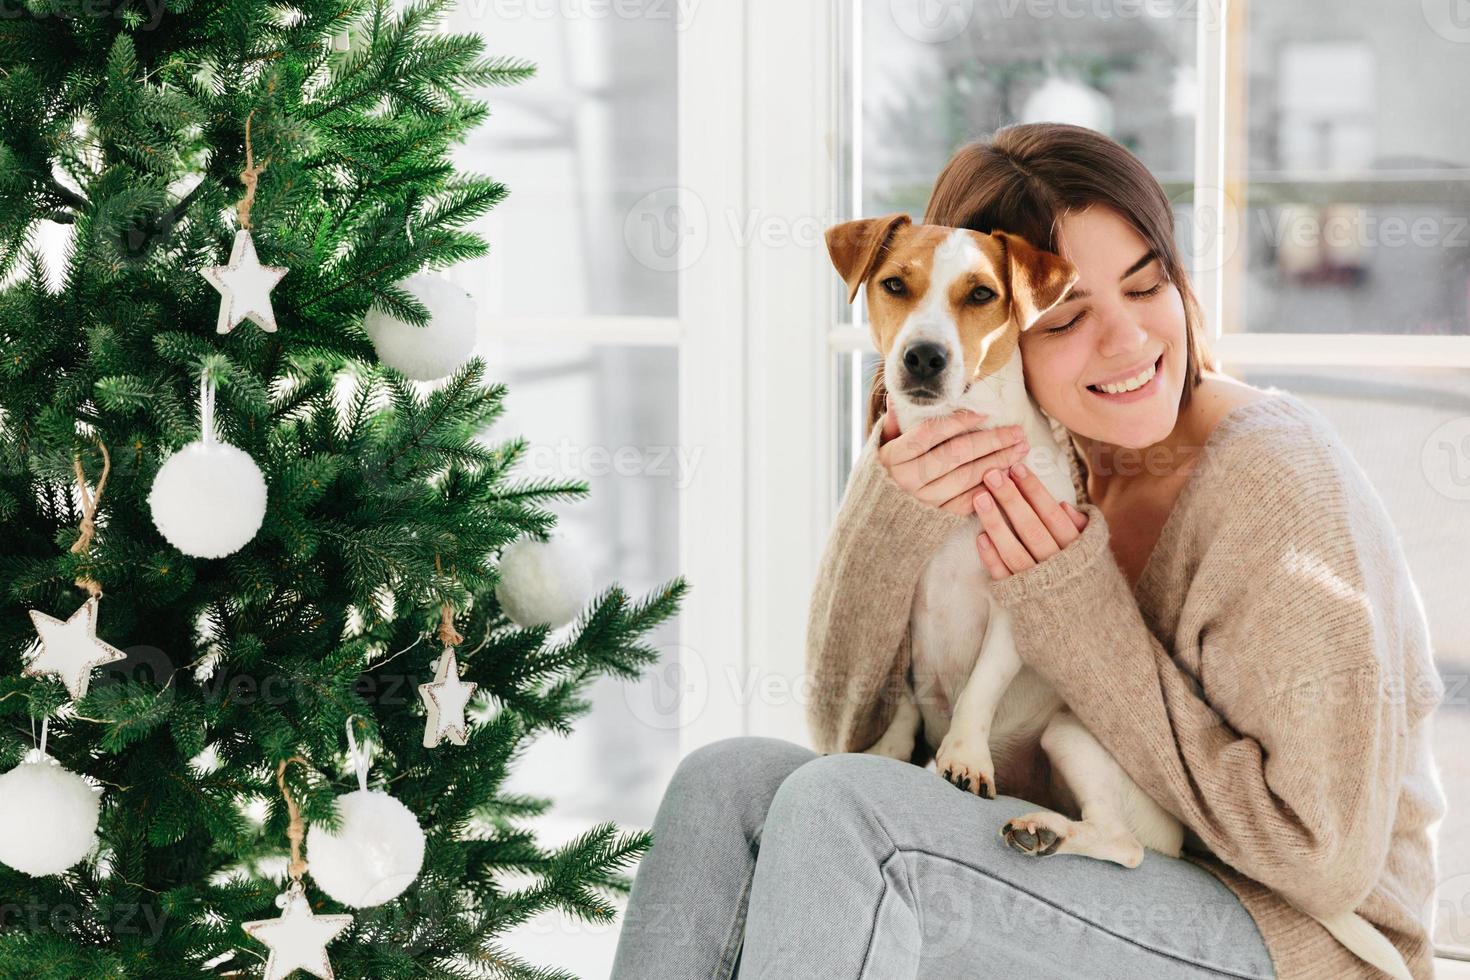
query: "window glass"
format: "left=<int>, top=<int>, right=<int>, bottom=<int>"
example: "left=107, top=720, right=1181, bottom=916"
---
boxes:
left=1234, top=6, right=1470, bottom=334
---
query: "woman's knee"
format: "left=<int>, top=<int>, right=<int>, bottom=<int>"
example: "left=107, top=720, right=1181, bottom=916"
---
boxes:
left=764, top=752, right=917, bottom=834
left=668, top=735, right=817, bottom=804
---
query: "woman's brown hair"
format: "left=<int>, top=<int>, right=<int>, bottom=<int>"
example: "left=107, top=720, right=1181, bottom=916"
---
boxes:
left=866, top=122, right=1212, bottom=430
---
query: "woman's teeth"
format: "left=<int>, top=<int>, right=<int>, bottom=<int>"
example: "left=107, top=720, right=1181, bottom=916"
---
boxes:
left=1089, top=358, right=1156, bottom=394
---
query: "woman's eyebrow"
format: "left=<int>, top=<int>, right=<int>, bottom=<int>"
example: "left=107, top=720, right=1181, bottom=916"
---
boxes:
left=1057, top=249, right=1158, bottom=304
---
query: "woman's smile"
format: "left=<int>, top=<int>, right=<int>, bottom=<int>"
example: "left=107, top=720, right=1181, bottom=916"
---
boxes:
left=1085, top=351, right=1165, bottom=404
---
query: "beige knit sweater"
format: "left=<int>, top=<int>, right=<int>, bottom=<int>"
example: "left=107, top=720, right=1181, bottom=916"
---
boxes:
left=804, top=389, right=1447, bottom=979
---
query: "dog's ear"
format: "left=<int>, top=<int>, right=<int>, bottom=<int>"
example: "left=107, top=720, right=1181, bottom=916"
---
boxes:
left=993, top=230, right=1078, bottom=331
left=866, top=362, right=888, bottom=435
left=826, top=213, right=912, bottom=304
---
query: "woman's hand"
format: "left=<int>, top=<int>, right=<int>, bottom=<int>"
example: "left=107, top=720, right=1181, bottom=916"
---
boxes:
left=878, top=397, right=1031, bottom=517
left=973, top=459, right=1090, bottom=580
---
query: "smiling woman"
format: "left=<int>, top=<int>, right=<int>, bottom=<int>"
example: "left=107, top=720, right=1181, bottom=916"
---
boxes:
left=896, top=121, right=1443, bottom=979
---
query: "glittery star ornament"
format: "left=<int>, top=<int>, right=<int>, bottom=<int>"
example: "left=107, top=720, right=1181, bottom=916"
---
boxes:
left=419, top=648, right=477, bottom=748
left=25, top=596, right=127, bottom=701
left=202, top=228, right=287, bottom=335
left=241, top=888, right=352, bottom=980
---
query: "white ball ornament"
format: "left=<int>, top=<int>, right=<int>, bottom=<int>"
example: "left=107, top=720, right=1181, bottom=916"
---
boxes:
left=306, top=790, right=425, bottom=908
left=495, top=534, right=592, bottom=629
left=148, top=440, right=267, bottom=558
left=362, top=274, right=478, bottom=381
left=0, top=756, right=101, bottom=877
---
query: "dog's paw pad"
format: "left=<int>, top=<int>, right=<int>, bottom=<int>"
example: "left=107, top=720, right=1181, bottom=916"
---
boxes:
left=1001, top=818, right=1062, bottom=857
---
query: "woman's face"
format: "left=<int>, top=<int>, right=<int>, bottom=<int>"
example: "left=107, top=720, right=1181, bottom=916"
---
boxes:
left=1017, top=205, right=1188, bottom=451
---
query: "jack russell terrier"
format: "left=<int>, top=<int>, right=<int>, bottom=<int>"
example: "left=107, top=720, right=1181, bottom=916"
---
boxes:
left=822, top=212, right=1412, bottom=980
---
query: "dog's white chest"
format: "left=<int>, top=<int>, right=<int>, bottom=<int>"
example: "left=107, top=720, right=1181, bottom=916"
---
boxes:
left=906, top=413, right=1078, bottom=755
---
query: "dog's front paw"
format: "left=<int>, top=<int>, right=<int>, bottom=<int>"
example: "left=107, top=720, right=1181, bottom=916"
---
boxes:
left=935, top=733, right=996, bottom=798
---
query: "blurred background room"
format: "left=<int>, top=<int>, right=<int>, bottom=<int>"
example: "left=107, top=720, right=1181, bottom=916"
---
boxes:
left=405, top=0, right=1470, bottom=973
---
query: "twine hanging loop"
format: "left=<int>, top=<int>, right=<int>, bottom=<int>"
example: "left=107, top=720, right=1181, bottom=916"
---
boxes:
left=276, top=757, right=311, bottom=882
left=70, top=438, right=111, bottom=597
left=237, top=110, right=270, bottom=230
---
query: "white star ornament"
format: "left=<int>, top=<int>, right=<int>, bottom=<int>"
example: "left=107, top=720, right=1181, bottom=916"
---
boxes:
left=25, top=596, right=127, bottom=701
left=419, top=649, right=477, bottom=748
left=202, top=229, right=288, bottom=335
left=241, top=889, right=353, bottom=980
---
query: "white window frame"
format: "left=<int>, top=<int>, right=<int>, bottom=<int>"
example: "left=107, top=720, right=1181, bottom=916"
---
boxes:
left=470, top=0, right=840, bottom=764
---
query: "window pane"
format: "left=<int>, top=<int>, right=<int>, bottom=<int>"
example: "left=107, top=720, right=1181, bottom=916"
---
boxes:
left=861, top=0, right=1197, bottom=217
left=1234, top=9, right=1470, bottom=335
left=476, top=341, right=683, bottom=974
left=445, top=3, right=678, bottom=317
left=1233, top=366, right=1470, bottom=955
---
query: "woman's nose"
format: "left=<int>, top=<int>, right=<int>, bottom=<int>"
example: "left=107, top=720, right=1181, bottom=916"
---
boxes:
left=1092, top=301, right=1150, bottom=356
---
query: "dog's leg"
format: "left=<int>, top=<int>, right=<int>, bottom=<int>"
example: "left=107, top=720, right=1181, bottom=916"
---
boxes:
left=1000, top=709, right=1182, bottom=868
left=934, top=603, right=1021, bottom=799
left=860, top=680, right=922, bottom=762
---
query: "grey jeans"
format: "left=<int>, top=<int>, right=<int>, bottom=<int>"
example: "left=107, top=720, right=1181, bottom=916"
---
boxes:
left=608, top=736, right=1275, bottom=980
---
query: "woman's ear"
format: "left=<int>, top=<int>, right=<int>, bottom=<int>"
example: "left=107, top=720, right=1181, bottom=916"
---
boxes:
left=993, top=230, right=1079, bottom=330
left=826, top=213, right=912, bottom=304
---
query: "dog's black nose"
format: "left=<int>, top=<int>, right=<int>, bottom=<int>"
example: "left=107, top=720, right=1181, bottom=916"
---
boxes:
left=903, top=341, right=948, bottom=383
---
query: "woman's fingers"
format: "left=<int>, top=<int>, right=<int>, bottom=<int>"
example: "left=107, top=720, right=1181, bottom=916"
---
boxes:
left=972, top=489, right=1036, bottom=572
left=1004, top=462, right=1080, bottom=549
left=975, top=531, right=1009, bottom=578
left=939, top=487, right=978, bottom=517
left=976, top=468, right=1061, bottom=563
left=917, top=437, right=1030, bottom=507
left=883, top=408, right=989, bottom=465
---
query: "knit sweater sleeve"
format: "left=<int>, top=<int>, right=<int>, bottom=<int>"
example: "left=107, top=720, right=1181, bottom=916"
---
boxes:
left=805, top=419, right=973, bottom=756
left=986, top=437, right=1407, bottom=920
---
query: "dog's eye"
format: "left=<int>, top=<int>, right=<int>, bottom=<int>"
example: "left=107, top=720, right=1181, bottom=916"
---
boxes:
left=968, top=286, right=997, bottom=305
left=880, top=277, right=905, bottom=295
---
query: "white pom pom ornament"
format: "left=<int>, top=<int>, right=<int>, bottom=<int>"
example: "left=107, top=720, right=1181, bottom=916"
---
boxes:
left=304, top=722, right=424, bottom=908
left=495, top=534, right=591, bottom=629
left=148, top=372, right=267, bottom=559
left=149, top=442, right=267, bottom=558
left=0, top=754, right=101, bottom=877
left=307, top=789, right=425, bottom=908
left=362, top=274, right=478, bottom=381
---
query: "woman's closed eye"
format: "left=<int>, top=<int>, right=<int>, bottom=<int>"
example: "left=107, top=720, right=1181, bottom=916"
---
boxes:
left=1041, top=279, right=1168, bottom=336
left=1129, top=280, right=1166, bottom=300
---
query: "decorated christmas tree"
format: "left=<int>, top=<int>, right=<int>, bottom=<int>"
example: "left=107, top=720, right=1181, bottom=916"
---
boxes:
left=0, top=1, right=686, bottom=976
